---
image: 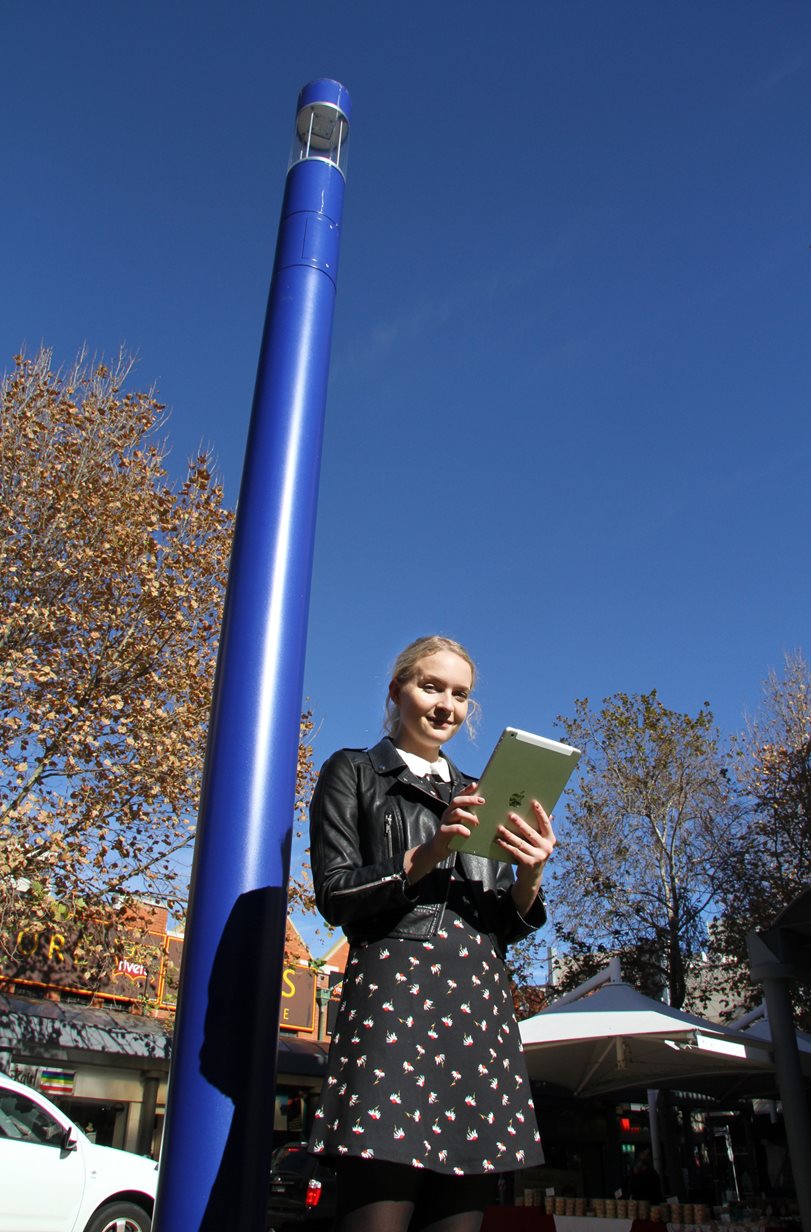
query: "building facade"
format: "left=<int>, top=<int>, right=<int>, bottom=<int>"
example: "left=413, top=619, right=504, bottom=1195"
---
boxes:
left=0, top=903, right=335, bottom=1157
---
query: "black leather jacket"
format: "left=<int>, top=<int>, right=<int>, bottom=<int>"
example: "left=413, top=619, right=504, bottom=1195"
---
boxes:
left=310, top=737, right=547, bottom=959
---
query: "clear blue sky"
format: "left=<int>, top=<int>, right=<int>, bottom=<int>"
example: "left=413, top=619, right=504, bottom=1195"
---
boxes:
left=3, top=1, right=809, bottom=780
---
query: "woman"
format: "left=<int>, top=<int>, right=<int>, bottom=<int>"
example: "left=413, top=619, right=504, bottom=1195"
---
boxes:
left=308, top=635, right=555, bottom=1232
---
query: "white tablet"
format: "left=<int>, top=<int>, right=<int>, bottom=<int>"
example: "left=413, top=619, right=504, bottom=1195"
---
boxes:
left=448, top=727, right=581, bottom=861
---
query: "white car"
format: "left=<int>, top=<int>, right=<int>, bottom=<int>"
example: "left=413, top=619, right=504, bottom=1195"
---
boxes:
left=0, top=1072, right=158, bottom=1232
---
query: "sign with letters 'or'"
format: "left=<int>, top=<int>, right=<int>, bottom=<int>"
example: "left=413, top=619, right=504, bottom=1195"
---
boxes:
left=5, top=915, right=319, bottom=1033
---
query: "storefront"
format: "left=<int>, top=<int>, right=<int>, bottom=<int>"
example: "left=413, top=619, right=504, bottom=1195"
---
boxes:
left=1, top=989, right=333, bottom=1158
left=1, top=905, right=333, bottom=1159
left=0, top=990, right=172, bottom=1154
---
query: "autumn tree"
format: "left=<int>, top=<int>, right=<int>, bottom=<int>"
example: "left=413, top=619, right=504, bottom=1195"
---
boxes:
left=0, top=349, right=319, bottom=989
left=288, top=708, right=319, bottom=919
left=711, top=652, right=811, bottom=1017
left=0, top=348, right=237, bottom=977
left=547, top=691, right=737, bottom=1009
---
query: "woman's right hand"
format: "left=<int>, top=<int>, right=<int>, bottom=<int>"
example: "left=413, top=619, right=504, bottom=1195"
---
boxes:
left=433, top=785, right=484, bottom=859
left=403, top=784, right=484, bottom=882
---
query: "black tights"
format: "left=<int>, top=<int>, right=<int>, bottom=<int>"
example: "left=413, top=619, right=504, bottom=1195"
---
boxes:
left=335, top=1157, right=495, bottom=1232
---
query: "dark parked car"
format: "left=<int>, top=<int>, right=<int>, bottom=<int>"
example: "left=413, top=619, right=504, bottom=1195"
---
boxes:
left=267, top=1141, right=336, bottom=1232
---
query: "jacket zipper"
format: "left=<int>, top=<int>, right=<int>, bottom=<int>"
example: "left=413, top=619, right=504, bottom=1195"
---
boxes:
left=384, top=812, right=394, bottom=858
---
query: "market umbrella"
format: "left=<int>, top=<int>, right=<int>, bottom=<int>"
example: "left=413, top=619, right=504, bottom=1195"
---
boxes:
left=519, top=980, right=777, bottom=1099
left=732, top=1004, right=811, bottom=1057
left=730, top=1005, right=811, bottom=1086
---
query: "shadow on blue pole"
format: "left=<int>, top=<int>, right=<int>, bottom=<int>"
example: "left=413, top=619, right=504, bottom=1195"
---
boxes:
left=152, top=79, right=351, bottom=1232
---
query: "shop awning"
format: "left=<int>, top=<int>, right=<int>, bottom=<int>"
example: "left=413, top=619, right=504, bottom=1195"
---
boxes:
left=277, top=1033, right=331, bottom=1076
left=1, top=992, right=332, bottom=1077
left=0, top=991, right=173, bottom=1063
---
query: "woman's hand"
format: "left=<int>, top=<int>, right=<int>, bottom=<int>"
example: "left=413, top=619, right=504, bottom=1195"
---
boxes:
left=498, top=800, right=556, bottom=915
left=403, top=784, right=483, bottom=883
left=433, top=786, right=484, bottom=859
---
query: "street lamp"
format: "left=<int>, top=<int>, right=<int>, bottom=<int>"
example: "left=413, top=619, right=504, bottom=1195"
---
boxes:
left=152, top=79, right=351, bottom=1232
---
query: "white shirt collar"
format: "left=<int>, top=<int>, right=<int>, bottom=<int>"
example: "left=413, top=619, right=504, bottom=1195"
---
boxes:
left=394, top=746, right=451, bottom=781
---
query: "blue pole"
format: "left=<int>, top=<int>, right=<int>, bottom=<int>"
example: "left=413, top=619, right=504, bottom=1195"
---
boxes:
left=153, top=79, right=351, bottom=1232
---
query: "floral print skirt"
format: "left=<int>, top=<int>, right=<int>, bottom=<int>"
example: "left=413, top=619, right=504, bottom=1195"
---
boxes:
left=308, top=912, right=543, bottom=1175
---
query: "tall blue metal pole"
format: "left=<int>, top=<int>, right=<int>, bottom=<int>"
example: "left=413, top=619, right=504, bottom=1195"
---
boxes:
left=153, top=79, right=351, bottom=1232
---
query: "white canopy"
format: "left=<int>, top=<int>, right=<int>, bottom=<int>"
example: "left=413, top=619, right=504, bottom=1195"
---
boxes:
left=519, top=979, right=777, bottom=1099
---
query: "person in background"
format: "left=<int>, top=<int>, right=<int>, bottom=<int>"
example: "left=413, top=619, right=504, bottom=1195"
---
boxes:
left=627, top=1149, right=664, bottom=1203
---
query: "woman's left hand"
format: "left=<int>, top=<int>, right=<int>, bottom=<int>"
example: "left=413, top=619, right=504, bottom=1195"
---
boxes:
left=497, top=800, right=556, bottom=915
left=496, top=799, right=556, bottom=871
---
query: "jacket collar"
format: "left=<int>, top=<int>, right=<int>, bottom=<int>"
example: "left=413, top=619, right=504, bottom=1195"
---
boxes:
left=367, top=736, right=469, bottom=791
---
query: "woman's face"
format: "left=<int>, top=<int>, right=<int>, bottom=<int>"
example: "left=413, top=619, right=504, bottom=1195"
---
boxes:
left=389, top=650, right=473, bottom=759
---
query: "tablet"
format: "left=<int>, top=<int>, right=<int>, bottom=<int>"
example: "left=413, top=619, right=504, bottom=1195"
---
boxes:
left=448, top=727, right=581, bottom=861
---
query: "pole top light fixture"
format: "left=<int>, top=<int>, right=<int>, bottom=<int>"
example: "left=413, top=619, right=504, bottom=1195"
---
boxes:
left=291, top=78, right=351, bottom=180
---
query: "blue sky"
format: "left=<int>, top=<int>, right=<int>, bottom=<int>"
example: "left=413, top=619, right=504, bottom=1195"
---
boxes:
left=3, top=2, right=809, bottom=788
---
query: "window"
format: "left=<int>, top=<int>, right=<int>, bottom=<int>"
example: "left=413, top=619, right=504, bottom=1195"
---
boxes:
left=0, top=1090, right=65, bottom=1146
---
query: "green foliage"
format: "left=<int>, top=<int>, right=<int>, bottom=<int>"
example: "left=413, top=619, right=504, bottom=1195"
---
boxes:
left=548, top=690, right=736, bottom=1009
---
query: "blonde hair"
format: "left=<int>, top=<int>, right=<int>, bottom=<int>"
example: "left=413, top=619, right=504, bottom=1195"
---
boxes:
left=384, top=635, right=480, bottom=739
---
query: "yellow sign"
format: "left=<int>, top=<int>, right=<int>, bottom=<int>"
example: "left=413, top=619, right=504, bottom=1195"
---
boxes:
left=279, top=965, right=316, bottom=1032
left=5, top=921, right=319, bottom=1034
